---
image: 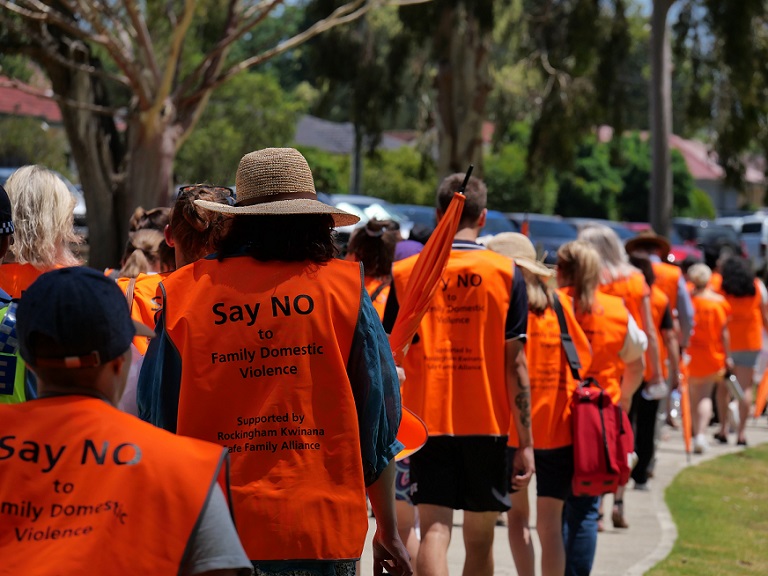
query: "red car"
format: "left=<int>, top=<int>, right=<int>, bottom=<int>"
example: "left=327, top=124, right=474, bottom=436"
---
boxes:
left=623, top=222, right=703, bottom=264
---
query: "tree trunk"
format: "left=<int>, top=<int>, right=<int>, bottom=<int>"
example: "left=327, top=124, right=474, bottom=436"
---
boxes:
left=434, top=5, right=491, bottom=182
left=42, top=53, right=124, bottom=270
left=650, top=0, right=674, bottom=237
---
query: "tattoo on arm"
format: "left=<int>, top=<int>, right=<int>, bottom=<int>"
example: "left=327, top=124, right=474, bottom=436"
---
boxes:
left=515, top=392, right=531, bottom=429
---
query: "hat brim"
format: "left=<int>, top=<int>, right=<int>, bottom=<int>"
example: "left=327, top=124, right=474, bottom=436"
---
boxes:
left=625, top=236, right=671, bottom=258
left=195, top=198, right=360, bottom=228
left=395, top=408, right=428, bottom=461
left=514, top=257, right=555, bottom=278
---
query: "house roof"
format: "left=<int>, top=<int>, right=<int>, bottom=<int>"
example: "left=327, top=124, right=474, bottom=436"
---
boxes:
left=294, top=115, right=407, bottom=154
left=0, top=77, right=62, bottom=124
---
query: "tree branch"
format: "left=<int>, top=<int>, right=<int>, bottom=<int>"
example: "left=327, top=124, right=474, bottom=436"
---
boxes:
left=124, top=0, right=160, bottom=83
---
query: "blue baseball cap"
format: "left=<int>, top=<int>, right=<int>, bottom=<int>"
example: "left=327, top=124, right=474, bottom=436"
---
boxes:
left=17, top=267, right=154, bottom=368
left=0, top=184, right=14, bottom=234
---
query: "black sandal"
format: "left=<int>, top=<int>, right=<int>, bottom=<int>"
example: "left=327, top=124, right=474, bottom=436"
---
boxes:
left=714, top=432, right=728, bottom=444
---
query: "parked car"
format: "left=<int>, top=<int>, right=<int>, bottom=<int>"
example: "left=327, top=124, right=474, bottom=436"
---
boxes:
left=394, top=205, right=518, bottom=245
left=480, top=209, right=518, bottom=238
left=0, top=166, right=87, bottom=238
left=672, top=217, right=746, bottom=269
left=715, top=214, right=768, bottom=275
left=326, top=194, right=415, bottom=252
left=566, top=217, right=635, bottom=241
left=505, top=213, right=578, bottom=264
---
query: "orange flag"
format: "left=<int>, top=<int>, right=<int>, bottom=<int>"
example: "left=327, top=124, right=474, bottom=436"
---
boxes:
left=521, top=213, right=530, bottom=237
left=679, top=359, right=692, bottom=456
left=754, top=368, right=768, bottom=419
left=390, top=191, right=466, bottom=460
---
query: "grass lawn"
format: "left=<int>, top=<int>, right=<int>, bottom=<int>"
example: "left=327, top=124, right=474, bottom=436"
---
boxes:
left=647, top=444, right=768, bottom=576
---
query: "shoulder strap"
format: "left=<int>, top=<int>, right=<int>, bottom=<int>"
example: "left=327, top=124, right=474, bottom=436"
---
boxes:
left=369, top=277, right=391, bottom=302
left=551, top=292, right=582, bottom=381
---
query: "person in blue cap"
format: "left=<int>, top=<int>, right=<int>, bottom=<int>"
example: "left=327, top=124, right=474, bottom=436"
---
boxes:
left=0, top=266, right=253, bottom=575
left=0, top=183, right=34, bottom=404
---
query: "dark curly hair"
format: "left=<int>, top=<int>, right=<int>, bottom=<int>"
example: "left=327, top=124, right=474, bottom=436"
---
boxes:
left=216, top=214, right=338, bottom=263
left=170, top=185, right=233, bottom=263
left=721, top=256, right=756, bottom=297
left=346, top=219, right=398, bottom=277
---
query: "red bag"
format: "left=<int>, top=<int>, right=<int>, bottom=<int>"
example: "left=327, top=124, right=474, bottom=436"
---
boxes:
left=552, top=295, right=635, bottom=497
left=570, top=379, right=634, bottom=496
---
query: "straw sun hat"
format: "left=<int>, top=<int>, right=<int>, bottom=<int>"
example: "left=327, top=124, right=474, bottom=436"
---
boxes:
left=195, top=147, right=360, bottom=227
left=486, top=232, right=554, bottom=277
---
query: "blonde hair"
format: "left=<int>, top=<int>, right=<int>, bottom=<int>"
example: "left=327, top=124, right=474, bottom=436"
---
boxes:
left=519, top=267, right=551, bottom=314
left=687, top=263, right=712, bottom=290
left=557, top=240, right=601, bottom=313
left=4, top=165, right=80, bottom=267
left=577, top=223, right=635, bottom=283
left=118, top=229, right=165, bottom=278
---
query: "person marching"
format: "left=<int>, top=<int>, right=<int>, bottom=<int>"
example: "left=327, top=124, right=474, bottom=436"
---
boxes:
left=119, top=185, right=234, bottom=417
left=0, top=184, right=34, bottom=405
left=383, top=173, right=533, bottom=576
left=555, top=241, right=647, bottom=576
left=139, top=148, right=411, bottom=576
left=686, top=263, right=732, bottom=453
left=714, top=256, right=768, bottom=446
left=0, top=165, right=80, bottom=298
left=346, top=219, right=400, bottom=319
left=626, top=253, right=679, bottom=490
left=487, top=233, right=592, bottom=576
left=0, top=266, right=252, bottom=575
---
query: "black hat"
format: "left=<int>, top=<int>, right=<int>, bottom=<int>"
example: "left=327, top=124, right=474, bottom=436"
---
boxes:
left=0, top=184, right=14, bottom=234
left=17, top=267, right=154, bottom=368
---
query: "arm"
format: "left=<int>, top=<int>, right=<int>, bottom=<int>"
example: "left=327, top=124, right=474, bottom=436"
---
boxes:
left=723, top=324, right=734, bottom=372
left=368, top=461, right=412, bottom=576
left=507, top=338, right=534, bottom=490
left=676, top=274, right=694, bottom=348
left=620, top=358, right=645, bottom=413
left=663, top=329, right=680, bottom=390
left=640, top=295, right=664, bottom=385
left=758, top=280, right=768, bottom=332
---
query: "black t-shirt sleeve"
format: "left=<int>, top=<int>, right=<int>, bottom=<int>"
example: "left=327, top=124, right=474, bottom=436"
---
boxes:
left=382, top=280, right=400, bottom=334
left=660, top=304, right=674, bottom=331
left=505, top=267, right=528, bottom=341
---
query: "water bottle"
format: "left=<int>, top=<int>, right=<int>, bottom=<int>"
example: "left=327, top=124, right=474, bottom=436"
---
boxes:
left=726, top=374, right=746, bottom=403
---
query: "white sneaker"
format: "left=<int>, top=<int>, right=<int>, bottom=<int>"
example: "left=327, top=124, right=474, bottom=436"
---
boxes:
left=693, top=434, right=708, bottom=454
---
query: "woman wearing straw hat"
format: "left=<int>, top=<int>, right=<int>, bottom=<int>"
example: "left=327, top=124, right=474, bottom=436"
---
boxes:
left=139, top=148, right=411, bottom=576
left=487, top=233, right=592, bottom=576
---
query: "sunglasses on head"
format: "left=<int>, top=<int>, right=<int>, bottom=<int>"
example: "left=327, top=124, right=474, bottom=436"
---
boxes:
left=177, top=185, right=236, bottom=206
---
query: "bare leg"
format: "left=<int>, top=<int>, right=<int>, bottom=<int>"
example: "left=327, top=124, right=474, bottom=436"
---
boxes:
left=416, top=504, right=452, bottom=576
left=507, top=489, right=534, bottom=576
left=715, top=377, right=730, bottom=438
left=733, top=365, right=754, bottom=443
left=396, top=500, right=420, bottom=575
left=462, top=511, right=498, bottom=576
left=690, top=380, right=715, bottom=436
left=537, top=497, right=566, bottom=576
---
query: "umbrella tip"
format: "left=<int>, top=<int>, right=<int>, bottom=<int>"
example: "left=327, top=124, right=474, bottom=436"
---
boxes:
left=458, top=165, right=474, bottom=194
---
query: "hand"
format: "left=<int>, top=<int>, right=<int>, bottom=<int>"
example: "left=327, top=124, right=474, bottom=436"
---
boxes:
left=726, top=357, right=735, bottom=372
left=510, top=445, right=535, bottom=491
left=396, top=365, right=406, bottom=386
left=372, top=528, right=412, bottom=576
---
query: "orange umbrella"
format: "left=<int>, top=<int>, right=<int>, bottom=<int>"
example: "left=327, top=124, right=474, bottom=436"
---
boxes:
left=390, top=181, right=467, bottom=461
left=753, top=367, right=768, bottom=419
left=678, top=358, right=692, bottom=457
left=388, top=191, right=465, bottom=365
left=521, top=213, right=530, bottom=237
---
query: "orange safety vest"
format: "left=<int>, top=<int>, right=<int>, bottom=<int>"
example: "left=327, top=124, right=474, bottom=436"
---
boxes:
left=688, top=292, right=731, bottom=378
left=392, top=247, right=514, bottom=436
left=652, top=261, right=681, bottom=311
left=0, top=263, right=50, bottom=298
left=645, top=285, right=670, bottom=382
left=0, top=396, right=228, bottom=575
left=364, top=276, right=391, bottom=321
left=599, top=270, right=649, bottom=328
left=563, top=286, right=629, bottom=404
left=511, top=291, right=592, bottom=449
left=709, top=271, right=723, bottom=292
left=116, top=273, right=167, bottom=355
left=720, top=279, right=763, bottom=352
left=162, top=256, right=368, bottom=561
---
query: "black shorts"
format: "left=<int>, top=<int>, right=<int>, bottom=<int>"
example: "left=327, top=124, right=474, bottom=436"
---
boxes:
left=409, top=435, right=510, bottom=512
left=507, top=445, right=573, bottom=501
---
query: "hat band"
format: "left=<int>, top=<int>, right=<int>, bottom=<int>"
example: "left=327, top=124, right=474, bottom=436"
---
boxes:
left=237, top=191, right=317, bottom=206
left=35, top=351, right=101, bottom=369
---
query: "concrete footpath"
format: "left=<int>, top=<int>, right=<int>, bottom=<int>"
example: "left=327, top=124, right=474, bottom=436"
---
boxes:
left=360, top=418, right=768, bottom=575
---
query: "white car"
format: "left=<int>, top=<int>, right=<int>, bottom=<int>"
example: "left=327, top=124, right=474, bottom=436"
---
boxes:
left=715, top=214, right=767, bottom=276
left=326, top=194, right=414, bottom=240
